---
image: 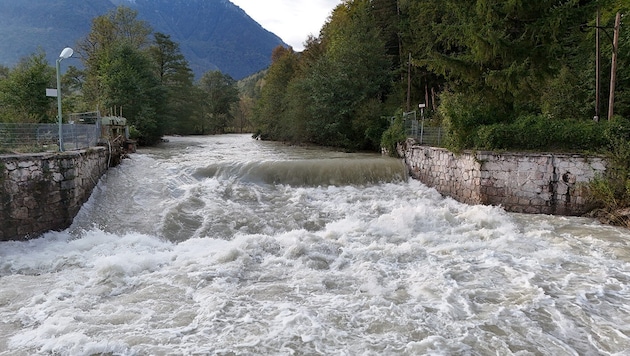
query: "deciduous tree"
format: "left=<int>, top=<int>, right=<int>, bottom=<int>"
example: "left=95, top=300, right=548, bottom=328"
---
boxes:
left=198, top=70, right=240, bottom=134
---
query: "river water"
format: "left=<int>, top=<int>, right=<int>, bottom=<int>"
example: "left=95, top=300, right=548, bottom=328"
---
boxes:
left=1, top=134, right=629, bottom=355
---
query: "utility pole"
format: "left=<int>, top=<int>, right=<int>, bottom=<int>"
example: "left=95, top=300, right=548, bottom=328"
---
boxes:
left=406, top=53, right=411, bottom=112
left=595, top=8, right=600, bottom=122
left=608, top=12, right=621, bottom=121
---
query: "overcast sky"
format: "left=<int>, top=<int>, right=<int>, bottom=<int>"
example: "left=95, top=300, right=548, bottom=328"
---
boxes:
left=230, top=0, right=342, bottom=51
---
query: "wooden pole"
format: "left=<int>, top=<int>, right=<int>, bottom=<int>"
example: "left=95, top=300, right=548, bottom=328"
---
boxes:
left=595, top=8, right=600, bottom=121
left=607, top=12, right=621, bottom=121
left=425, top=82, right=429, bottom=113
left=406, top=52, right=411, bottom=112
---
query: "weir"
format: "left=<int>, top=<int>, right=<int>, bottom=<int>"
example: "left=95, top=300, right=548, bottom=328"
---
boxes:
left=194, top=158, right=408, bottom=187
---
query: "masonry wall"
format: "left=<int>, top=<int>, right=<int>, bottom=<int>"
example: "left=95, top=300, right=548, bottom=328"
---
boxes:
left=398, top=140, right=607, bottom=215
left=0, top=148, right=109, bottom=241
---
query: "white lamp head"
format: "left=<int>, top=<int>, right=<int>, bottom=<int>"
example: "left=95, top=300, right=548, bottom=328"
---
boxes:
left=59, top=47, right=74, bottom=59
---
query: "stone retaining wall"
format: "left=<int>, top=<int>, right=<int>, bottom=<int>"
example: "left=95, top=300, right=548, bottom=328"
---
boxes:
left=398, top=140, right=607, bottom=215
left=0, top=148, right=109, bottom=240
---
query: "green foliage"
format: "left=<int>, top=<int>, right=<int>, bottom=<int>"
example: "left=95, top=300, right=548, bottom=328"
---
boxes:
left=253, top=0, right=393, bottom=150
left=197, top=70, right=240, bottom=134
left=0, top=51, right=55, bottom=123
left=541, top=66, right=591, bottom=120
left=473, top=115, right=609, bottom=151
left=586, top=117, right=630, bottom=217
left=98, top=42, right=166, bottom=145
left=251, top=46, right=299, bottom=140
left=381, top=115, right=406, bottom=157
left=439, top=91, right=506, bottom=150
left=77, top=6, right=169, bottom=144
left=149, top=32, right=197, bottom=135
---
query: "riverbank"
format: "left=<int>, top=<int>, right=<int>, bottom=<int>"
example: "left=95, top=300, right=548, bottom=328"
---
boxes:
left=397, top=138, right=607, bottom=217
left=0, top=148, right=111, bottom=241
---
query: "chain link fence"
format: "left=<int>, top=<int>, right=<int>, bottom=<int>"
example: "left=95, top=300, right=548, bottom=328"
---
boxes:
left=0, top=123, right=100, bottom=153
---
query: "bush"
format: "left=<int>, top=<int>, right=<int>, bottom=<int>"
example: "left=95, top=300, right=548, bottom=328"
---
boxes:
left=473, top=115, right=608, bottom=151
left=439, top=91, right=509, bottom=150
left=381, top=116, right=406, bottom=157
left=585, top=117, right=630, bottom=222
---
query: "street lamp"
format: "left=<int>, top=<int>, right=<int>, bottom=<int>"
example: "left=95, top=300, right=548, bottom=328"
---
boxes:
left=56, top=47, right=73, bottom=152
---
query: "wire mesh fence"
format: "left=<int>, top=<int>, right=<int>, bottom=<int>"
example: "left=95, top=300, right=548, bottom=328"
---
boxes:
left=402, top=111, right=445, bottom=147
left=0, top=123, right=100, bottom=153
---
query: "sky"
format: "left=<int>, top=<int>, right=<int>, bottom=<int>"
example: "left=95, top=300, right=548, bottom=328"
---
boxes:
left=230, top=0, right=342, bottom=51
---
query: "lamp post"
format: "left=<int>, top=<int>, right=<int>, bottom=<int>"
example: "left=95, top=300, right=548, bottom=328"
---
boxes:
left=56, top=47, right=73, bottom=152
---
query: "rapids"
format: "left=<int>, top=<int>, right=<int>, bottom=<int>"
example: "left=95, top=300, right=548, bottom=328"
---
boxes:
left=0, top=134, right=629, bottom=355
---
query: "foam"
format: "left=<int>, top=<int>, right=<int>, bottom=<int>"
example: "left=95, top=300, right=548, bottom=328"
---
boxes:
left=1, top=135, right=629, bottom=355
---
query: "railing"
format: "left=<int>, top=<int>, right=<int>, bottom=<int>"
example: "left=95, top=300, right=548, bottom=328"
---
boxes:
left=0, top=123, right=100, bottom=153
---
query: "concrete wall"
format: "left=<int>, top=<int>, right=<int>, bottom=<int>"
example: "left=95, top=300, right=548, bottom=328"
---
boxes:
left=0, top=148, right=109, bottom=241
left=398, top=140, right=607, bottom=215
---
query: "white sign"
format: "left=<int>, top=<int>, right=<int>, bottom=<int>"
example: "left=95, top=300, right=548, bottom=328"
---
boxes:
left=46, top=88, right=58, bottom=97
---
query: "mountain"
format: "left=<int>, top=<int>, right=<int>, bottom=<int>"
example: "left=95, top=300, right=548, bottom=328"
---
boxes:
left=0, top=0, right=286, bottom=79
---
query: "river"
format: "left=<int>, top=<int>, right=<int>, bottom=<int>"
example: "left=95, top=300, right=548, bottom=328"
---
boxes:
left=1, top=134, right=629, bottom=355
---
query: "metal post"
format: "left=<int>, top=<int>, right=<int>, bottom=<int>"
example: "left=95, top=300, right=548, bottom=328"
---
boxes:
left=55, top=47, right=73, bottom=152
left=56, top=58, right=63, bottom=152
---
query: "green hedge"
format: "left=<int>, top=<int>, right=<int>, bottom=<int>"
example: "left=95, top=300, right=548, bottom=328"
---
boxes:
left=473, top=115, right=612, bottom=152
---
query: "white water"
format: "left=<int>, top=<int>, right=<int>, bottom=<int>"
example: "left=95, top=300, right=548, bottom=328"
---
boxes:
left=1, top=134, right=629, bottom=355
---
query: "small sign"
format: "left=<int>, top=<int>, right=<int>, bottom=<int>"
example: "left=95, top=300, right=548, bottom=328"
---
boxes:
left=46, top=88, right=58, bottom=97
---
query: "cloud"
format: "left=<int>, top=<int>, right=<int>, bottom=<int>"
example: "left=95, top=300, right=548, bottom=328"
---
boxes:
left=231, top=0, right=341, bottom=51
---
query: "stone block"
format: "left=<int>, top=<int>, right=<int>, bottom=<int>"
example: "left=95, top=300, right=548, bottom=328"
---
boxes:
left=17, top=161, right=35, bottom=169
left=4, top=161, right=17, bottom=171
left=64, top=169, right=76, bottom=180
left=10, top=207, right=29, bottom=220
left=60, top=179, right=75, bottom=191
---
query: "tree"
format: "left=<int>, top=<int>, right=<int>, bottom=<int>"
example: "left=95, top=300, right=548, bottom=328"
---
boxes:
left=197, top=70, right=240, bottom=134
left=251, top=46, right=299, bottom=139
left=77, top=6, right=167, bottom=144
left=98, top=42, right=166, bottom=144
left=78, top=6, right=153, bottom=112
left=0, top=51, right=55, bottom=123
left=149, top=32, right=196, bottom=134
left=302, top=0, right=393, bottom=149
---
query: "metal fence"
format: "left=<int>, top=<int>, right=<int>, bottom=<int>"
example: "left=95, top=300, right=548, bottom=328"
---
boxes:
left=402, top=111, right=445, bottom=147
left=0, top=123, right=100, bottom=153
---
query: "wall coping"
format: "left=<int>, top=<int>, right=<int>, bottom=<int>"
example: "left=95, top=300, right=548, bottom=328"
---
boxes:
left=0, top=147, right=107, bottom=162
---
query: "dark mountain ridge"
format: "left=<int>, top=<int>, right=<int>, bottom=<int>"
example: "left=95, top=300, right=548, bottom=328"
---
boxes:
left=0, top=0, right=286, bottom=79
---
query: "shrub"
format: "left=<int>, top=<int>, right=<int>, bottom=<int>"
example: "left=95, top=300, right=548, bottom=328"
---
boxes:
left=473, top=115, right=608, bottom=151
left=381, top=116, right=406, bottom=157
left=439, top=91, right=509, bottom=151
left=586, top=116, right=630, bottom=220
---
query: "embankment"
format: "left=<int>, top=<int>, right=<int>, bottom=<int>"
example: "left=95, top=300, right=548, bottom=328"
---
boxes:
left=0, top=148, right=110, bottom=241
left=398, top=140, right=607, bottom=215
